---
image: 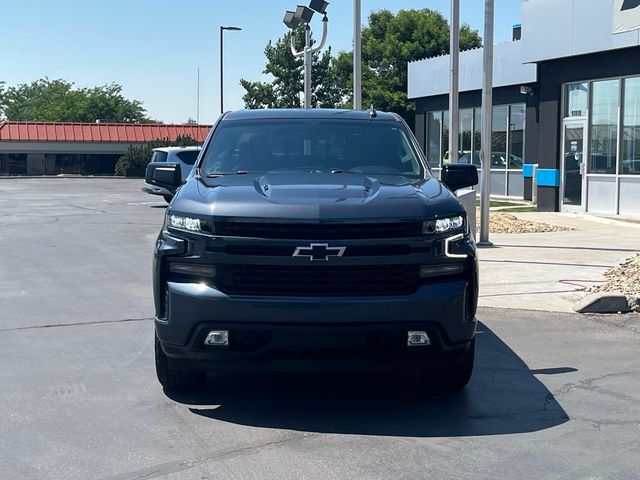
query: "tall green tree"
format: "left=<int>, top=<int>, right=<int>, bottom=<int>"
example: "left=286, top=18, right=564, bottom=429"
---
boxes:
left=240, top=25, right=342, bottom=109
left=0, top=78, right=150, bottom=123
left=334, top=9, right=482, bottom=126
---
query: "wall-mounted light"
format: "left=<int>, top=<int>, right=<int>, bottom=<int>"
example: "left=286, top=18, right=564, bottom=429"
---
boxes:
left=520, top=85, right=534, bottom=96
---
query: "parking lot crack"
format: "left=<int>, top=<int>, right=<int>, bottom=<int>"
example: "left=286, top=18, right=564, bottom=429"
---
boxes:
left=553, top=371, right=640, bottom=405
left=67, top=203, right=111, bottom=214
left=102, top=432, right=322, bottom=480
left=0, top=317, right=152, bottom=333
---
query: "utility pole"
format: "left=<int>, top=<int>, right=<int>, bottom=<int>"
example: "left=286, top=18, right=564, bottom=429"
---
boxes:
left=448, top=0, right=460, bottom=165
left=479, top=0, right=494, bottom=245
left=220, top=27, right=224, bottom=114
left=353, top=0, right=362, bottom=110
left=220, top=26, right=242, bottom=114
left=196, top=67, right=200, bottom=124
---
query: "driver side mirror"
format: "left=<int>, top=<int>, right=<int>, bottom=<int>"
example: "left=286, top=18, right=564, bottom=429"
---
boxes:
left=441, top=164, right=479, bottom=192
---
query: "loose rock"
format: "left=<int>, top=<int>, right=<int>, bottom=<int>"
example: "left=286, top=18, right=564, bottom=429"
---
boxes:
left=589, top=253, right=640, bottom=312
left=475, top=211, right=573, bottom=234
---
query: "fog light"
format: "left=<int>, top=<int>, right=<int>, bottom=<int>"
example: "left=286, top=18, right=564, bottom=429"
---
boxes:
left=204, top=330, right=229, bottom=346
left=407, top=331, right=431, bottom=346
left=170, top=263, right=217, bottom=278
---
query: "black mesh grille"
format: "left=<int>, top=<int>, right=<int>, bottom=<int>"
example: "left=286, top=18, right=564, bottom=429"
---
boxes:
left=217, top=264, right=420, bottom=296
left=220, top=244, right=415, bottom=257
left=215, top=222, right=423, bottom=239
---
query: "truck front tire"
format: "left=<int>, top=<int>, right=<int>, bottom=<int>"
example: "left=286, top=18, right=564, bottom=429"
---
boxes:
left=155, top=336, right=204, bottom=390
left=421, top=337, right=475, bottom=392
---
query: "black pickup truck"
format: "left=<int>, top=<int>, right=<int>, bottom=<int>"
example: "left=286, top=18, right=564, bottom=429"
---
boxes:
left=147, top=109, right=479, bottom=391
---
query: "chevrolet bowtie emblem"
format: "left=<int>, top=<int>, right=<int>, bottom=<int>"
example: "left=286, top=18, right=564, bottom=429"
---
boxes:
left=293, top=243, right=346, bottom=261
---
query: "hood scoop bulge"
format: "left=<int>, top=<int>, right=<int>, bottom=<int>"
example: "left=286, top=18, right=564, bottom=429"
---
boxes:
left=252, top=175, right=381, bottom=205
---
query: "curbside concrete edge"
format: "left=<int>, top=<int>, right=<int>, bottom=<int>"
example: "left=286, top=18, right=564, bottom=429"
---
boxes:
left=574, top=291, right=632, bottom=314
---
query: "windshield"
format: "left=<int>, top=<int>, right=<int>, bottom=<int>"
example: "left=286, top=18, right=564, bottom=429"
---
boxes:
left=200, top=119, right=425, bottom=177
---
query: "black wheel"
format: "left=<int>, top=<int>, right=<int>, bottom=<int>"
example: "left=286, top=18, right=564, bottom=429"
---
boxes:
left=155, top=336, right=204, bottom=390
left=421, top=338, right=475, bottom=392
left=163, top=195, right=173, bottom=204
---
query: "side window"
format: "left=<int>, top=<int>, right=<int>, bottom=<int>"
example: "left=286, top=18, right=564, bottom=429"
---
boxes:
left=176, top=150, right=200, bottom=166
left=151, top=151, right=168, bottom=163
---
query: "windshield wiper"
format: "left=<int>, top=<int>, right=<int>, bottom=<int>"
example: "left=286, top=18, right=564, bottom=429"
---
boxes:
left=206, top=171, right=249, bottom=177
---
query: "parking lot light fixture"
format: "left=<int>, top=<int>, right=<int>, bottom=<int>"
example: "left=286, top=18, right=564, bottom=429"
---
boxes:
left=284, top=1, right=329, bottom=109
left=295, top=5, right=315, bottom=24
left=309, top=0, right=329, bottom=14
left=283, top=11, right=301, bottom=29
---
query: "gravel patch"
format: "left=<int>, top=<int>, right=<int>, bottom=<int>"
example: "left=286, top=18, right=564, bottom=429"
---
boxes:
left=475, top=211, right=573, bottom=234
left=590, top=253, right=640, bottom=312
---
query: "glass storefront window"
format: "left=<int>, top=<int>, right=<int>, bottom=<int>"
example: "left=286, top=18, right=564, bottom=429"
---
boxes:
left=491, top=105, right=509, bottom=170
left=590, top=79, right=619, bottom=174
left=459, top=108, right=473, bottom=163
left=622, top=77, right=640, bottom=175
left=473, top=108, right=482, bottom=167
left=565, top=83, right=589, bottom=117
left=0, top=154, right=28, bottom=175
left=509, top=104, right=525, bottom=169
left=423, top=103, right=525, bottom=196
left=426, top=111, right=442, bottom=169
left=442, top=110, right=449, bottom=167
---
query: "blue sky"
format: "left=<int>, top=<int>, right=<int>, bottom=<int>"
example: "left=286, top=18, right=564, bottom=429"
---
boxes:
left=1, top=0, right=521, bottom=124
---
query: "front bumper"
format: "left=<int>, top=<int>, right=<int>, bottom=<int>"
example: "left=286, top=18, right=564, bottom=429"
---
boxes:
left=155, top=279, right=475, bottom=372
left=153, top=227, right=478, bottom=373
left=142, top=182, right=171, bottom=197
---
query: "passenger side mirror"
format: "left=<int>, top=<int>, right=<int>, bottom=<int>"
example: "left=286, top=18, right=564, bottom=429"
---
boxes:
left=441, top=164, right=479, bottom=192
left=145, top=163, right=182, bottom=191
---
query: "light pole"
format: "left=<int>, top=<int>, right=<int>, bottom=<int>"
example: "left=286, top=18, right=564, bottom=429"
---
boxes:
left=283, top=1, right=329, bottom=109
left=353, top=0, right=362, bottom=110
left=220, top=25, right=242, bottom=114
left=449, top=0, right=460, bottom=165
left=479, top=0, right=494, bottom=245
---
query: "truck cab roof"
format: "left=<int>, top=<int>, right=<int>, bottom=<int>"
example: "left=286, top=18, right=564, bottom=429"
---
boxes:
left=222, top=108, right=403, bottom=122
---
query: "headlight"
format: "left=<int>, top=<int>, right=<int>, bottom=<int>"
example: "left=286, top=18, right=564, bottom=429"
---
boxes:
left=422, top=215, right=465, bottom=234
left=170, top=214, right=201, bottom=231
left=166, top=213, right=214, bottom=233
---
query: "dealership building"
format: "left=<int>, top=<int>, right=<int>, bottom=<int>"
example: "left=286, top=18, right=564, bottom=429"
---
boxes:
left=0, top=122, right=211, bottom=176
left=408, top=0, right=640, bottom=216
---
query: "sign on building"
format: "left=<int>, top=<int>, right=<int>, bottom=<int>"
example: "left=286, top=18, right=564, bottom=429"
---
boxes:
left=614, top=0, right=640, bottom=33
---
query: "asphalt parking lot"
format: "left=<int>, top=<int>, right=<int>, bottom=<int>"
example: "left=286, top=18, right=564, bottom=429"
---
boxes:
left=1, top=178, right=639, bottom=480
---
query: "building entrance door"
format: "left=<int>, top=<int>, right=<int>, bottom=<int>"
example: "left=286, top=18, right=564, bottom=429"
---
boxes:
left=561, top=119, right=588, bottom=212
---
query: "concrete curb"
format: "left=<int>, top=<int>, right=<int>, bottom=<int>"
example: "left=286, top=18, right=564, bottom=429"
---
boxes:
left=574, top=291, right=632, bottom=314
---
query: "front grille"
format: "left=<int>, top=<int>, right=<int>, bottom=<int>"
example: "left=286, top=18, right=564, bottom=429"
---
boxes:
left=215, top=222, right=423, bottom=239
left=219, top=244, right=416, bottom=257
left=217, top=264, right=420, bottom=296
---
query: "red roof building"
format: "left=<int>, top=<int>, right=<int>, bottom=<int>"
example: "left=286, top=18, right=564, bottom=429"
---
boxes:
left=0, top=121, right=212, bottom=176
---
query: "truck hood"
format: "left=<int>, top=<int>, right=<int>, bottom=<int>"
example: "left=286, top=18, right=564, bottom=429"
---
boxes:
left=170, top=173, right=464, bottom=222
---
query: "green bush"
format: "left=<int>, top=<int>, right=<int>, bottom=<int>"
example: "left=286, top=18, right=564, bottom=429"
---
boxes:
left=114, top=135, right=199, bottom=177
